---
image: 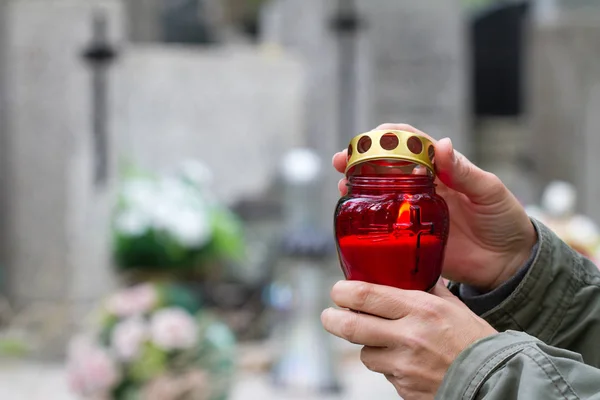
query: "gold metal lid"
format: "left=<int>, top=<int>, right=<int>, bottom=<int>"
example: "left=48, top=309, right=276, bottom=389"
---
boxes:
left=346, top=130, right=436, bottom=175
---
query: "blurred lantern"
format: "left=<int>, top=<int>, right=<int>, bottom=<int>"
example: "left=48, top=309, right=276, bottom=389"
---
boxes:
left=526, top=180, right=600, bottom=263
left=269, top=148, right=341, bottom=394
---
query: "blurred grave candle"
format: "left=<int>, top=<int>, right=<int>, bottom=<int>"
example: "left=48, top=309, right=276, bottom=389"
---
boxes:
left=280, top=148, right=323, bottom=231
left=529, top=180, right=600, bottom=263
left=270, top=148, right=341, bottom=394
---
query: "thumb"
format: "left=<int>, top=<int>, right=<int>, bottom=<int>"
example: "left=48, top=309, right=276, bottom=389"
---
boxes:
left=434, top=138, right=505, bottom=205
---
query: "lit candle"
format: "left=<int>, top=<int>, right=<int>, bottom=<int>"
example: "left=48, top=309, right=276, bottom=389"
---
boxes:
left=334, top=130, right=450, bottom=291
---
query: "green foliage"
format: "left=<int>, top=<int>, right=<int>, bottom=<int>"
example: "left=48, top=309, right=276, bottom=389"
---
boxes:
left=111, top=162, right=246, bottom=275
left=128, top=343, right=168, bottom=383
left=0, top=338, right=28, bottom=357
left=156, top=283, right=202, bottom=315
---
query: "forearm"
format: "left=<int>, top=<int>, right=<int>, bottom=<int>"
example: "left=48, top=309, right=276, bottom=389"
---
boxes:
left=452, top=219, right=600, bottom=366
left=437, top=331, right=600, bottom=400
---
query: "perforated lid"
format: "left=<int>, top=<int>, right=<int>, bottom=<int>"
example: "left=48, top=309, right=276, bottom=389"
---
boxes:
left=346, top=130, right=436, bottom=176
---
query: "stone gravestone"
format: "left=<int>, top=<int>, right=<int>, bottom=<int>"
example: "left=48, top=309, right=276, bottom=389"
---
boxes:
left=260, top=0, right=340, bottom=148
left=260, top=0, right=363, bottom=233
left=2, top=0, right=124, bottom=358
left=0, top=0, right=9, bottom=292
left=261, top=0, right=469, bottom=234
left=125, top=0, right=162, bottom=43
left=528, top=3, right=600, bottom=222
left=359, top=0, right=470, bottom=156
left=261, top=0, right=469, bottom=150
left=115, top=44, right=306, bottom=205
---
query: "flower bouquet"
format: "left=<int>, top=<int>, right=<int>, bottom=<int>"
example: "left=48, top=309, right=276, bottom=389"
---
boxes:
left=112, top=161, right=245, bottom=277
left=67, top=283, right=236, bottom=400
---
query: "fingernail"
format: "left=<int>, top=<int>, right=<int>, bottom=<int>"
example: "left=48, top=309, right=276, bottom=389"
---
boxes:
left=447, top=138, right=456, bottom=163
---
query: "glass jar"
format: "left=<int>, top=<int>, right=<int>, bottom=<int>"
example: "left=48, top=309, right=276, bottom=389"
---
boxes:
left=334, top=130, right=450, bottom=291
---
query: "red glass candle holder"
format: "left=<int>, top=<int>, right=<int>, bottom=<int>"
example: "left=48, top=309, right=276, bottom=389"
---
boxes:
left=334, top=130, right=450, bottom=291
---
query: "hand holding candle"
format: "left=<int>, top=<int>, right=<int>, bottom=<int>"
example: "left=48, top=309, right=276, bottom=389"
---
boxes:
left=333, top=123, right=537, bottom=292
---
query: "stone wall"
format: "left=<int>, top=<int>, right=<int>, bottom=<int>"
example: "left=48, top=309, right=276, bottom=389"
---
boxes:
left=115, top=44, right=306, bottom=203
left=527, top=9, right=600, bottom=220
left=2, top=0, right=124, bottom=358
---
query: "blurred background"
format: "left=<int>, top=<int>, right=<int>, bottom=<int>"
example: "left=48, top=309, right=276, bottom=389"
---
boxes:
left=1, top=0, right=600, bottom=399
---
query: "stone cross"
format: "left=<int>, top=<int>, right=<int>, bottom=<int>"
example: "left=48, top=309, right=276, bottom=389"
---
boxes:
left=82, top=11, right=118, bottom=187
left=2, top=0, right=124, bottom=358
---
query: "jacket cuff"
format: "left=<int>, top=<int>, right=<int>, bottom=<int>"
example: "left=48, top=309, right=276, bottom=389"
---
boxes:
left=435, top=331, right=539, bottom=399
left=480, top=219, right=583, bottom=343
left=457, top=222, right=540, bottom=316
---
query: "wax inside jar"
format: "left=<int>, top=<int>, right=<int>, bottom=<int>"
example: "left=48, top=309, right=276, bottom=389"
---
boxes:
left=338, top=234, right=444, bottom=291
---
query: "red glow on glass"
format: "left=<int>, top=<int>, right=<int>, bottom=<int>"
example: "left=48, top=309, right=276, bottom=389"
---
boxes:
left=334, top=165, right=449, bottom=291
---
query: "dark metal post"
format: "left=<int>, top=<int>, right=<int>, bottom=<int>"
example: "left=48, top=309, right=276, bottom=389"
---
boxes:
left=330, top=0, right=363, bottom=148
left=82, top=11, right=118, bottom=187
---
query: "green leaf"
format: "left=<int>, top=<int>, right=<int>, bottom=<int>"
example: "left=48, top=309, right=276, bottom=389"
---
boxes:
left=128, top=343, right=167, bottom=383
left=0, top=338, right=29, bottom=357
left=207, top=207, right=245, bottom=262
left=98, top=313, right=119, bottom=347
left=158, top=284, right=201, bottom=314
left=113, top=382, right=141, bottom=400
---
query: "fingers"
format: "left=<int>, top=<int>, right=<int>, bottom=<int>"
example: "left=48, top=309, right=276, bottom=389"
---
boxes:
left=332, top=149, right=348, bottom=174
left=333, top=123, right=508, bottom=206
left=434, top=138, right=506, bottom=205
left=330, top=280, right=421, bottom=320
left=429, top=279, right=464, bottom=307
left=338, top=178, right=348, bottom=196
left=332, top=124, right=429, bottom=175
left=321, top=308, right=395, bottom=347
left=361, top=346, right=396, bottom=375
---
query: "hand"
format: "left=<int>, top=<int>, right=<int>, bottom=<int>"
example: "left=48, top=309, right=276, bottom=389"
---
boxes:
left=333, top=123, right=537, bottom=291
left=321, top=280, right=497, bottom=400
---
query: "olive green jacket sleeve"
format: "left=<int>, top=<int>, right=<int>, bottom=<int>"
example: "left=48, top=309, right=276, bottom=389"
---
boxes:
left=437, top=220, right=600, bottom=399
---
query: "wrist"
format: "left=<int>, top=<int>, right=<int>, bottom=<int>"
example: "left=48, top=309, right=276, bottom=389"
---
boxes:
left=487, top=219, right=538, bottom=292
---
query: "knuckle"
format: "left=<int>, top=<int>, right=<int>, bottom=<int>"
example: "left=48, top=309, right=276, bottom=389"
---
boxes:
left=420, top=299, right=445, bottom=320
left=390, top=364, right=408, bottom=379
left=340, top=313, right=359, bottom=341
left=486, top=172, right=505, bottom=193
left=360, top=347, right=377, bottom=372
left=401, top=329, right=426, bottom=351
left=353, top=282, right=373, bottom=309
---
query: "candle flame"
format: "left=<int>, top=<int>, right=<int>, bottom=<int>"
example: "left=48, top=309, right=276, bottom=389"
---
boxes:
left=397, top=201, right=411, bottom=224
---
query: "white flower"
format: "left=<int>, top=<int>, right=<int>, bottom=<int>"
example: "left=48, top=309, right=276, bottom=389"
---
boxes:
left=106, top=284, right=158, bottom=318
left=122, top=179, right=157, bottom=211
left=177, top=160, right=214, bottom=187
left=159, top=177, right=194, bottom=206
left=164, top=207, right=212, bottom=248
left=149, top=308, right=198, bottom=351
left=114, top=209, right=150, bottom=237
left=111, top=317, right=148, bottom=361
left=567, top=215, right=600, bottom=247
left=66, top=336, right=120, bottom=397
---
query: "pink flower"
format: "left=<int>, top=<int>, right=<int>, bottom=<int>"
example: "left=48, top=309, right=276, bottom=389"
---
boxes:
left=111, top=317, right=148, bottom=361
left=66, top=336, right=120, bottom=397
left=106, top=284, right=158, bottom=317
left=149, top=308, right=198, bottom=351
